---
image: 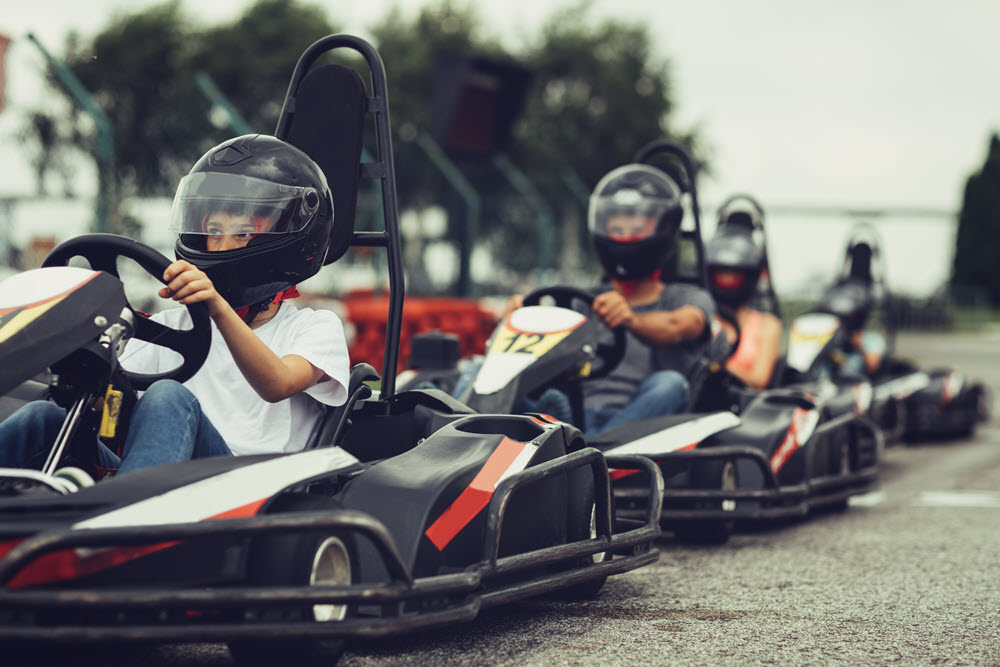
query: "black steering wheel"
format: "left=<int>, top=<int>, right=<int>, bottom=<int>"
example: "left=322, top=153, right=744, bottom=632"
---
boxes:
left=714, top=304, right=742, bottom=363
left=42, top=234, right=212, bottom=390
left=522, top=285, right=627, bottom=379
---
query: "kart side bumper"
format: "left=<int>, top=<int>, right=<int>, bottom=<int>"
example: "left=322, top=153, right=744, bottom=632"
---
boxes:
left=615, top=444, right=879, bottom=523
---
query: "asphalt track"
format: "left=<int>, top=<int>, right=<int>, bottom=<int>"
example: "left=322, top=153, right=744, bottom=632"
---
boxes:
left=7, top=331, right=1000, bottom=667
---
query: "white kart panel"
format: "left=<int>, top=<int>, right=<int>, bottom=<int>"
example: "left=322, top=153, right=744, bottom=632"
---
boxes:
left=605, top=412, right=742, bottom=456
left=873, top=372, right=931, bottom=400
left=473, top=352, right=536, bottom=395
left=509, top=305, right=586, bottom=334
left=787, top=313, right=840, bottom=372
left=73, top=447, right=360, bottom=530
left=0, top=267, right=100, bottom=308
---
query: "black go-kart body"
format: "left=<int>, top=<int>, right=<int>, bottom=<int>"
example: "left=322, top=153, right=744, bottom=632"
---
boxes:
left=793, top=224, right=990, bottom=444
left=0, top=36, right=662, bottom=663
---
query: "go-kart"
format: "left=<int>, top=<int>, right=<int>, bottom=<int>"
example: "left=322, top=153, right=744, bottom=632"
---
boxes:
left=0, top=35, right=662, bottom=666
left=787, top=223, right=989, bottom=443
left=431, top=148, right=880, bottom=545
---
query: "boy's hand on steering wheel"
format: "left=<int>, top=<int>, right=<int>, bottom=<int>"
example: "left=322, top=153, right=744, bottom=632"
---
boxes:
left=592, top=290, right=635, bottom=329
left=159, top=260, right=228, bottom=318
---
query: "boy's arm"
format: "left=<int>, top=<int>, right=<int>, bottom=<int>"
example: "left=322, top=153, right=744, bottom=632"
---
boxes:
left=592, top=290, right=707, bottom=347
left=160, top=261, right=325, bottom=403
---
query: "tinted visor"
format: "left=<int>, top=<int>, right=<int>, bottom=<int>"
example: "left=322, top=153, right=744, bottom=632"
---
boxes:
left=169, top=172, right=320, bottom=237
left=589, top=193, right=674, bottom=243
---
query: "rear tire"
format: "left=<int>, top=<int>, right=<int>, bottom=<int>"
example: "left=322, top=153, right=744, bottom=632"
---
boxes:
left=227, top=493, right=356, bottom=667
left=674, top=460, right=737, bottom=545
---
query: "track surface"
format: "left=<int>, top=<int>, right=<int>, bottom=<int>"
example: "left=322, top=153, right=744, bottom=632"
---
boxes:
left=8, top=331, right=1000, bottom=666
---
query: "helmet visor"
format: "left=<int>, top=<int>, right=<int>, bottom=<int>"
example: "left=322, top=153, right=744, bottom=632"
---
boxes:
left=589, top=193, right=675, bottom=243
left=169, top=172, right=321, bottom=237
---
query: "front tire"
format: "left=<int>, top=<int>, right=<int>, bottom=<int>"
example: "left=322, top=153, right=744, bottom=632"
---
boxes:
left=228, top=493, right=356, bottom=667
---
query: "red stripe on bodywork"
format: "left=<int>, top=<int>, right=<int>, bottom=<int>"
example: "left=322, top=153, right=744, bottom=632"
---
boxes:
left=5, top=497, right=271, bottom=589
left=425, top=438, right=528, bottom=550
left=769, top=407, right=808, bottom=473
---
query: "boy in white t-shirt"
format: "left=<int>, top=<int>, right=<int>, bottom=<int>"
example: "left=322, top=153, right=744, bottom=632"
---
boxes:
left=0, top=135, right=349, bottom=475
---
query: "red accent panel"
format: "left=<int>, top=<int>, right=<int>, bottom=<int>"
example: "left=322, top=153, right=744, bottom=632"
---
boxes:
left=424, top=438, right=527, bottom=550
left=609, top=468, right=638, bottom=481
left=5, top=498, right=270, bottom=589
left=769, top=407, right=808, bottom=473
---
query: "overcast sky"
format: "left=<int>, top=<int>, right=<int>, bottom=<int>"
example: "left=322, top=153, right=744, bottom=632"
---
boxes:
left=2, top=0, right=999, bottom=294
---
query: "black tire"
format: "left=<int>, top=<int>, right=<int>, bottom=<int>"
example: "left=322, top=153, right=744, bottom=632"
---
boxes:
left=827, top=439, right=852, bottom=512
left=674, top=459, right=737, bottom=545
left=557, top=468, right=610, bottom=600
left=228, top=493, right=356, bottom=667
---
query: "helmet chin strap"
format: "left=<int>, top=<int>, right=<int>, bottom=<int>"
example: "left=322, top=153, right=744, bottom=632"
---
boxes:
left=235, top=286, right=300, bottom=324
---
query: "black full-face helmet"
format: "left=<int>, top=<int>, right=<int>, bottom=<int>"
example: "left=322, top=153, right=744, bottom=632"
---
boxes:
left=818, top=279, right=873, bottom=331
left=588, top=164, right=683, bottom=281
left=706, top=210, right=765, bottom=306
left=172, top=134, right=334, bottom=311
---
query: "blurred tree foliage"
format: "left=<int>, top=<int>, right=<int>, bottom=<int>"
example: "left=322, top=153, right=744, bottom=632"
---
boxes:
left=23, top=0, right=703, bottom=279
left=952, top=133, right=1000, bottom=305
left=24, top=0, right=337, bottom=205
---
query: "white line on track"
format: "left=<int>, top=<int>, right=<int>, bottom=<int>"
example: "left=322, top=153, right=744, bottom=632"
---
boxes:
left=914, top=491, right=1000, bottom=508
left=849, top=490, right=886, bottom=507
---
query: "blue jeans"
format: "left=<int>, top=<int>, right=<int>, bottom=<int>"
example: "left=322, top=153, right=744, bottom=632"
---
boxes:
left=0, top=381, right=231, bottom=476
left=584, top=370, right=689, bottom=436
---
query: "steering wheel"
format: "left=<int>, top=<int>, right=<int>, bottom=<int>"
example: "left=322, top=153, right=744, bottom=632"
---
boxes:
left=522, top=285, right=627, bottom=379
left=42, top=234, right=212, bottom=390
left=714, top=305, right=742, bottom=363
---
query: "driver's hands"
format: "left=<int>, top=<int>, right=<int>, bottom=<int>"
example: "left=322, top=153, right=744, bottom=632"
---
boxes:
left=592, top=290, right=634, bottom=329
left=159, top=260, right=228, bottom=318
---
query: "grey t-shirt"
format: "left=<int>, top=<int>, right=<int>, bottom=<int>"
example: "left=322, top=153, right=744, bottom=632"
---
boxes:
left=583, top=282, right=716, bottom=411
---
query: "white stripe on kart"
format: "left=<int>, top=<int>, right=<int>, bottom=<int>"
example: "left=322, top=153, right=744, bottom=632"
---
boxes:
left=494, top=442, right=539, bottom=488
left=473, top=352, right=536, bottom=395
left=73, top=447, right=360, bottom=530
left=769, top=407, right=821, bottom=473
left=604, top=412, right=742, bottom=456
left=873, top=372, right=931, bottom=400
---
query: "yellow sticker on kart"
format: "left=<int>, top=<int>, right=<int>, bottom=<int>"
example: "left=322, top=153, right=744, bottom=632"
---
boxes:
left=488, top=326, right=572, bottom=357
left=487, top=306, right=587, bottom=358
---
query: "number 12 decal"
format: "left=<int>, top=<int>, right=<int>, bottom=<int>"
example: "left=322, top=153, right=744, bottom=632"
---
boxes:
left=501, top=332, right=544, bottom=353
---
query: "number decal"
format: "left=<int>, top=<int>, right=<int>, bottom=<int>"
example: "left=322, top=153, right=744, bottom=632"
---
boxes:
left=489, top=327, right=569, bottom=357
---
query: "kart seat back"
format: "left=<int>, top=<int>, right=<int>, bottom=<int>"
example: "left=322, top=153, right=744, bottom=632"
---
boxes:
left=278, top=63, right=367, bottom=265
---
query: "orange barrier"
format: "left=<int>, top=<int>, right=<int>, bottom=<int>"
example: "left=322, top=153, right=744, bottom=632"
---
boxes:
left=341, top=290, right=498, bottom=374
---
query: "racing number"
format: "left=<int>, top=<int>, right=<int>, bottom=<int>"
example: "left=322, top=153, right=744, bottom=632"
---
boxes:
left=501, top=332, right=544, bottom=354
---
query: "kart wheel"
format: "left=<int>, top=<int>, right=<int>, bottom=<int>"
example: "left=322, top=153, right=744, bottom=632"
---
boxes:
left=828, top=441, right=852, bottom=512
left=674, top=460, right=737, bottom=545
left=558, top=470, right=609, bottom=599
left=228, top=493, right=356, bottom=667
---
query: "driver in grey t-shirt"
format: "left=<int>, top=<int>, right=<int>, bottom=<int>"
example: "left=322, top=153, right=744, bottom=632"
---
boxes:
left=499, top=164, right=715, bottom=435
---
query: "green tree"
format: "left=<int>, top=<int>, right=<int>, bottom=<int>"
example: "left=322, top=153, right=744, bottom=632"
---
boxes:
left=23, top=0, right=337, bottom=207
left=952, top=133, right=1000, bottom=305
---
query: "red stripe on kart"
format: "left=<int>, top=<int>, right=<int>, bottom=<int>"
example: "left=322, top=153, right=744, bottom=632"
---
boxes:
left=610, top=442, right=697, bottom=481
left=425, top=438, right=529, bottom=551
left=531, top=414, right=561, bottom=425
left=6, top=499, right=272, bottom=590
left=769, top=407, right=808, bottom=473
left=214, top=497, right=269, bottom=520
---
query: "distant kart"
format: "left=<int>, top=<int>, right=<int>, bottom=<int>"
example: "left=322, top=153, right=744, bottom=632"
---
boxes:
left=0, top=36, right=662, bottom=666
left=786, top=223, right=990, bottom=443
